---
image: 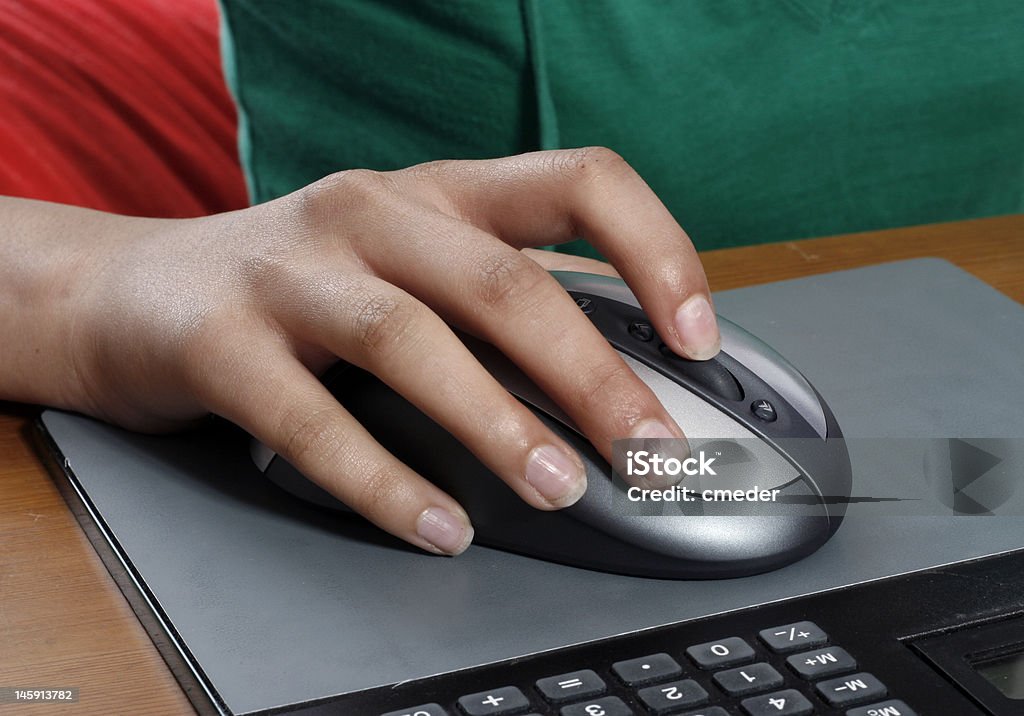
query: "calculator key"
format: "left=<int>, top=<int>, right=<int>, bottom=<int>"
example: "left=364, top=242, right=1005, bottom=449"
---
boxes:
left=536, top=669, right=606, bottom=703
left=846, top=700, right=917, bottom=716
left=740, top=689, right=813, bottom=716
left=381, top=704, right=449, bottom=716
left=712, top=662, right=784, bottom=696
left=786, top=645, right=857, bottom=679
left=815, top=672, right=887, bottom=707
left=636, top=679, right=709, bottom=714
left=457, top=686, right=531, bottom=715
left=686, top=636, right=755, bottom=669
left=611, top=653, right=682, bottom=686
left=758, top=621, right=828, bottom=653
left=678, top=709, right=730, bottom=716
left=560, top=696, right=634, bottom=716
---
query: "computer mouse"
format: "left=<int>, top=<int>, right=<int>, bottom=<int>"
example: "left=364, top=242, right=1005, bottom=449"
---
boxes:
left=252, top=271, right=851, bottom=579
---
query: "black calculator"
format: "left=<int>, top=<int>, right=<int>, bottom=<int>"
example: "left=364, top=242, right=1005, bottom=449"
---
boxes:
left=296, top=550, right=1024, bottom=716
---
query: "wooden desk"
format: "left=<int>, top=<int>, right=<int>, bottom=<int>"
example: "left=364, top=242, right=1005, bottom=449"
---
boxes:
left=2, top=215, right=1022, bottom=715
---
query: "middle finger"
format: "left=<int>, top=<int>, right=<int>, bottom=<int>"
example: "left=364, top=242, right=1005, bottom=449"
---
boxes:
left=358, top=211, right=687, bottom=460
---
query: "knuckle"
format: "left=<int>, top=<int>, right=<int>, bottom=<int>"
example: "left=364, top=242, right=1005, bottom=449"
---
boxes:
left=337, top=168, right=400, bottom=198
left=574, top=360, right=638, bottom=414
left=402, top=158, right=457, bottom=180
left=237, top=250, right=299, bottom=295
left=473, top=251, right=549, bottom=311
left=398, top=160, right=463, bottom=214
left=298, top=168, right=399, bottom=221
left=553, top=146, right=629, bottom=182
left=349, top=463, right=406, bottom=521
left=350, top=291, right=420, bottom=360
left=279, top=405, right=348, bottom=473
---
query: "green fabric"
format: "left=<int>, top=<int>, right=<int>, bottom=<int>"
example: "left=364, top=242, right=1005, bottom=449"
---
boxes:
left=219, top=1, right=1024, bottom=255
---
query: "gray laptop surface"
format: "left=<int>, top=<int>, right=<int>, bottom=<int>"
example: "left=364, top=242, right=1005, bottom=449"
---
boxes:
left=39, top=258, right=1024, bottom=714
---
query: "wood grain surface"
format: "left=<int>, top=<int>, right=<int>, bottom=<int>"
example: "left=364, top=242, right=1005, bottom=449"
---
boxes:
left=1, top=214, right=1021, bottom=715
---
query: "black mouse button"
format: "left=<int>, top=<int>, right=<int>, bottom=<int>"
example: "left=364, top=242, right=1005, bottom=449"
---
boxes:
left=751, top=399, right=778, bottom=422
left=657, top=344, right=744, bottom=402
left=572, top=294, right=598, bottom=314
left=627, top=320, right=655, bottom=342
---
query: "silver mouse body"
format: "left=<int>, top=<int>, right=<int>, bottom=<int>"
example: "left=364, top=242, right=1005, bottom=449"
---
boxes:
left=253, top=271, right=851, bottom=578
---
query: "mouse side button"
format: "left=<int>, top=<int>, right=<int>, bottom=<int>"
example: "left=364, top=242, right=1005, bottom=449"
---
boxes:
left=717, top=318, right=828, bottom=438
left=251, top=439, right=276, bottom=472
left=657, top=344, right=744, bottom=402
left=550, top=271, right=643, bottom=308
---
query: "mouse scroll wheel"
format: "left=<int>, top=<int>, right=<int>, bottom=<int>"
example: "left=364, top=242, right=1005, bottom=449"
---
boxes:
left=658, top=344, right=745, bottom=402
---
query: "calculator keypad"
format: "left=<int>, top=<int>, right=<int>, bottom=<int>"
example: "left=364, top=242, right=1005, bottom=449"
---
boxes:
left=386, top=620, right=912, bottom=716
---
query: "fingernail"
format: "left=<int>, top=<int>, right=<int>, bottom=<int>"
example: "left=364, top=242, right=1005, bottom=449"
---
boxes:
left=674, top=295, right=721, bottom=360
left=630, top=419, right=677, bottom=440
left=416, top=507, right=474, bottom=555
left=628, top=419, right=691, bottom=487
left=525, top=444, right=586, bottom=507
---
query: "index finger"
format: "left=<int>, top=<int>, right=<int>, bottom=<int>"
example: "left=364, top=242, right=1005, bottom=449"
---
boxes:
left=406, top=148, right=721, bottom=360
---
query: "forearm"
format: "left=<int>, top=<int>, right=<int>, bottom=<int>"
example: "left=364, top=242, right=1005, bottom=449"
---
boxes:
left=0, top=196, right=141, bottom=409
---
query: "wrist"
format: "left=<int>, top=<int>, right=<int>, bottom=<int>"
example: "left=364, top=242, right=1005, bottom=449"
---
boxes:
left=0, top=199, right=138, bottom=412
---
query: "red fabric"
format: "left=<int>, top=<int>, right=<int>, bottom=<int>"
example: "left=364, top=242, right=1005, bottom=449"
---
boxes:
left=0, top=0, right=248, bottom=217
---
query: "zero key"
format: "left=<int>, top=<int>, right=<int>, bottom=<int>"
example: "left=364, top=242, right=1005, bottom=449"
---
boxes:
left=686, top=637, right=755, bottom=669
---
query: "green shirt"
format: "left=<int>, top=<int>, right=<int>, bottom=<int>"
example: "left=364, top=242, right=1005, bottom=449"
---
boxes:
left=220, top=1, right=1024, bottom=255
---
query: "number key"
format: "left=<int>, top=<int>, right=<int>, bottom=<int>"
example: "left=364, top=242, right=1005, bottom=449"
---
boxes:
left=686, top=637, right=755, bottom=669
left=713, top=662, right=783, bottom=696
left=559, top=696, right=634, bottom=716
left=740, top=689, right=813, bottom=716
left=637, top=679, right=709, bottom=714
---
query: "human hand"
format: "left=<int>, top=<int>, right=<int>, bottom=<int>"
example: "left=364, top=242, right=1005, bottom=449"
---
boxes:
left=41, top=148, right=722, bottom=555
